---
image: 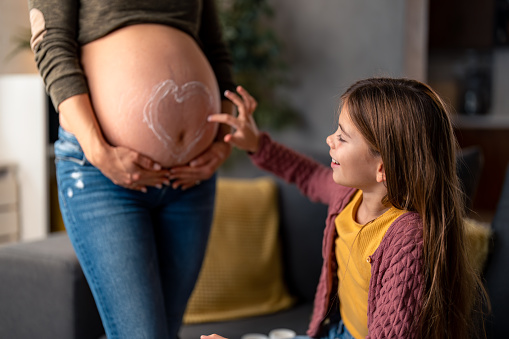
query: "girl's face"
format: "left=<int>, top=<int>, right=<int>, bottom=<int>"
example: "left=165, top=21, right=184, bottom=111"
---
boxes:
left=326, top=106, right=384, bottom=190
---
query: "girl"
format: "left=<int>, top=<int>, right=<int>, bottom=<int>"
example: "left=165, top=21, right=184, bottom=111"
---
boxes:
left=203, top=78, right=486, bottom=339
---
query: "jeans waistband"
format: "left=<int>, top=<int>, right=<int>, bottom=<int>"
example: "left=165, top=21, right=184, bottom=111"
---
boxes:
left=58, top=127, right=80, bottom=145
left=54, top=127, right=87, bottom=165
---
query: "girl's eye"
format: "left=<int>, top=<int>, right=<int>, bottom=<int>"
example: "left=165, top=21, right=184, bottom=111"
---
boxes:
left=337, top=134, right=346, bottom=142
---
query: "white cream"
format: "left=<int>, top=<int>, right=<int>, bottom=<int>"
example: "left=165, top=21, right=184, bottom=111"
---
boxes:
left=140, top=79, right=215, bottom=163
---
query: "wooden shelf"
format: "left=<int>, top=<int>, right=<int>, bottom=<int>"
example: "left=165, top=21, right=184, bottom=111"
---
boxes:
left=452, top=114, right=509, bottom=129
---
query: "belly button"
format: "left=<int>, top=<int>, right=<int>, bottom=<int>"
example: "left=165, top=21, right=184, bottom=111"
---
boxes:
left=178, top=131, right=185, bottom=143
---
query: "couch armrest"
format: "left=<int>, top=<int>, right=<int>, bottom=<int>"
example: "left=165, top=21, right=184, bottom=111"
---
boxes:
left=0, top=232, right=104, bottom=339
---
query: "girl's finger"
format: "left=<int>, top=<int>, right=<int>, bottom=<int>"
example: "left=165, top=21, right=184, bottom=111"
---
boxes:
left=236, top=86, right=257, bottom=114
left=223, top=133, right=233, bottom=143
left=237, top=86, right=257, bottom=113
left=224, top=90, right=247, bottom=117
left=207, top=114, right=240, bottom=129
left=224, top=90, right=243, bottom=106
left=235, top=86, right=252, bottom=112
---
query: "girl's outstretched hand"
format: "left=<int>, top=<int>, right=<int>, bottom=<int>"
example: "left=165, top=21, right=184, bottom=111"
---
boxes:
left=207, top=86, right=260, bottom=154
left=200, top=335, right=227, bottom=339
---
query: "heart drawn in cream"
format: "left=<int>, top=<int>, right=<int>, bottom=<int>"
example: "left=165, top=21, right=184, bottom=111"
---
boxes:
left=142, top=80, right=215, bottom=161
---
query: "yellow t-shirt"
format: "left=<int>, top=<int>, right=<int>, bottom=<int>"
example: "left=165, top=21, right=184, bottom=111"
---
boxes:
left=335, top=190, right=407, bottom=339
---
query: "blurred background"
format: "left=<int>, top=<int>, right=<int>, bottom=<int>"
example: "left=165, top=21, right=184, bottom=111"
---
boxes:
left=0, top=0, right=508, bottom=243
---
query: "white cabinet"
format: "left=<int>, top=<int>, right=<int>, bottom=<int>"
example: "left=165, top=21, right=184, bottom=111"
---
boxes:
left=0, top=74, right=49, bottom=242
left=0, top=164, right=18, bottom=243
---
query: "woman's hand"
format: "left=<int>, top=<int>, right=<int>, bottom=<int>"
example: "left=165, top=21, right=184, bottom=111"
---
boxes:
left=207, top=86, right=260, bottom=153
left=200, top=335, right=228, bottom=339
left=94, top=144, right=171, bottom=192
left=167, top=141, right=231, bottom=190
left=59, top=94, right=170, bottom=192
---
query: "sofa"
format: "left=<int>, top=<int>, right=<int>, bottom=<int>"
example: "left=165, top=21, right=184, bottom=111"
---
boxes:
left=0, top=146, right=506, bottom=339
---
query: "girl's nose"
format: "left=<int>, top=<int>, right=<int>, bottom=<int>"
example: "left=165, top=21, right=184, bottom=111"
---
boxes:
left=326, top=134, right=334, bottom=148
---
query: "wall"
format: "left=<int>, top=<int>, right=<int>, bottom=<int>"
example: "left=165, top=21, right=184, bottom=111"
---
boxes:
left=0, top=0, right=37, bottom=75
left=267, top=0, right=428, bottom=150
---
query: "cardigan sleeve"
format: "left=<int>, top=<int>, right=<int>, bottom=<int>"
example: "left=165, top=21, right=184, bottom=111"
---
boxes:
left=366, top=213, right=424, bottom=339
left=249, top=132, right=352, bottom=205
left=29, top=0, right=89, bottom=111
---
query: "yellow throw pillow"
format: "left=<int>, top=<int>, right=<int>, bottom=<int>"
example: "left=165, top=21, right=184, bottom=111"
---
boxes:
left=464, top=217, right=492, bottom=273
left=183, top=177, right=295, bottom=323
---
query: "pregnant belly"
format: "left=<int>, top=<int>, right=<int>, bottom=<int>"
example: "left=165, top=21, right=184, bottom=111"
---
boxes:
left=81, top=24, right=220, bottom=167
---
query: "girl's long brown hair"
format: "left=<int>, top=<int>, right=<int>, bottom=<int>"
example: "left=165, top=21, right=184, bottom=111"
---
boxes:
left=341, top=78, right=487, bottom=338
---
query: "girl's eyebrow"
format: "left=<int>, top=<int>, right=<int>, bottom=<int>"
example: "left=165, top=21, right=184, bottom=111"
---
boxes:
left=339, top=123, right=351, bottom=138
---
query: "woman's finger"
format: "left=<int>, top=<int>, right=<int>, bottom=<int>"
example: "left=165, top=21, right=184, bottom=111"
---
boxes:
left=168, top=167, right=198, bottom=179
left=132, top=170, right=171, bottom=187
left=132, top=153, right=162, bottom=171
left=130, top=185, right=148, bottom=193
left=173, top=176, right=206, bottom=191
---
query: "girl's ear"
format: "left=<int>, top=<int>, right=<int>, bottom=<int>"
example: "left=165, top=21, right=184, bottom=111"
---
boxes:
left=376, top=162, right=386, bottom=183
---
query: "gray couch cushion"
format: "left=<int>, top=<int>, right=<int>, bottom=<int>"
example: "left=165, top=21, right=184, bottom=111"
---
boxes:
left=0, top=232, right=104, bottom=339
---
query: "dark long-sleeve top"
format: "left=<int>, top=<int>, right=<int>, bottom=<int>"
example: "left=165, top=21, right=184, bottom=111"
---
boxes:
left=250, top=132, right=424, bottom=338
left=28, top=0, right=235, bottom=110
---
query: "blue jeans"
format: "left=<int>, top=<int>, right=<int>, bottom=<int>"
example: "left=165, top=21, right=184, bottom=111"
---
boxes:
left=294, top=320, right=356, bottom=339
left=55, top=128, right=216, bottom=339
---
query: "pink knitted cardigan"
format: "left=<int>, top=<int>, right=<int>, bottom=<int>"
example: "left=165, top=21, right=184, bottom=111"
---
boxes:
left=250, top=133, right=424, bottom=338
